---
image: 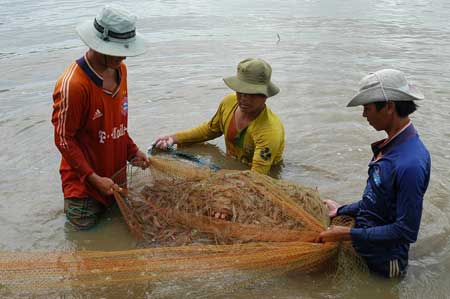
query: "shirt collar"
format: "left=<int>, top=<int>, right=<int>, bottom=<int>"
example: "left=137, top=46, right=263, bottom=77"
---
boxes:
left=76, top=54, right=103, bottom=87
left=371, top=121, right=416, bottom=157
left=76, top=54, right=122, bottom=93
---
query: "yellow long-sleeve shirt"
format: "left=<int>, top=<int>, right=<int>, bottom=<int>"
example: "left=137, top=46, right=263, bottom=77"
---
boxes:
left=175, top=93, right=285, bottom=174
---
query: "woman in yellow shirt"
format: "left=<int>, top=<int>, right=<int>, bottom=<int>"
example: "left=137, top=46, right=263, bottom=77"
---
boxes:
left=154, top=58, right=285, bottom=175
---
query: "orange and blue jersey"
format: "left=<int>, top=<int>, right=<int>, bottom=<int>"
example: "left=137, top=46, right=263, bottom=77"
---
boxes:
left=52, top=55, right=138, bottom=206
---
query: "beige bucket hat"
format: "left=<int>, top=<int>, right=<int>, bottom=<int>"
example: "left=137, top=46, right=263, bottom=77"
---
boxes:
left=223, top=58, right=280, bottom=98
left=347, top=69, right=424, bottom=107
left=76, top=5, right=146, bottom=57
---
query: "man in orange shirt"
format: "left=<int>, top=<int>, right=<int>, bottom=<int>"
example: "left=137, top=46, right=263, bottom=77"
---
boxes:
left=52, top=5, right=148, bottom=230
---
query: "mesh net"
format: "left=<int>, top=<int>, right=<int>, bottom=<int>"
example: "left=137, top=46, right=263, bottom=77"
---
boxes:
left=0, top=155, right=361, bottom=297
left=115, top=156, right=329, bottom=247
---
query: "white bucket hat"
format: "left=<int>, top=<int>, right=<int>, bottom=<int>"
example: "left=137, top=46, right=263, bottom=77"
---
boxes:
left=76, top=5, right=146, bottom=57
left=347, top=69, right=424, bottom=107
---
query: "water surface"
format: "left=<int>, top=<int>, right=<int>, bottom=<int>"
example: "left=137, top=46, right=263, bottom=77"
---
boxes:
left=1, top=0, right=450, bottom=298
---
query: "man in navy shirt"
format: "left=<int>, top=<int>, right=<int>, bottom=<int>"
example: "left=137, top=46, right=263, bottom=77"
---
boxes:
left=316, top=69, right=431, bottom=278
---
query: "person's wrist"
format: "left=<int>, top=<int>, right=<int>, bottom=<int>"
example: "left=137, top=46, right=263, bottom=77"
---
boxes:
left=340, top=227, right=352, bottom=241
left=87, top=172, right=100, bottom=184
left=334, top=205, right=342, bottom=217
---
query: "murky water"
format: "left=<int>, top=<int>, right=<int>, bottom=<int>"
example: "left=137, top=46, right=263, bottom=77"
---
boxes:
left=1, top=0, right=450, bottom=297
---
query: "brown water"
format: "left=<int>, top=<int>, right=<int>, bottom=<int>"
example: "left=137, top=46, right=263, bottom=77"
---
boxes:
left=1, top=0, right=450, bottom=298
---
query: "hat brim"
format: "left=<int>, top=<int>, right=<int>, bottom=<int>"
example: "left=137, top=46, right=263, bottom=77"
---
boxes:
left=223, top=76, right=279, bottom=98
left=347, top=84, right=424, bottom=107
left=76, top=20, right=146, bottom=57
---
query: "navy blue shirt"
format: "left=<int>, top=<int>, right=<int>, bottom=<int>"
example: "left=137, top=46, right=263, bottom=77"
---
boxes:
left=337, top=123, right=431, bottom=276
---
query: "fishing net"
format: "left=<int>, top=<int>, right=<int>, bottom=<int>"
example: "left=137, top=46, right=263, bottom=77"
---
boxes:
left=0, top=155, right=360, bottom=298
left=114, top=156, right=329, bottom=247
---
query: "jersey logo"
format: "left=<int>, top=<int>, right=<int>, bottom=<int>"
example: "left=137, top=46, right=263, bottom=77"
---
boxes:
left=98, top=130, right=106, bottom=143
left=372, top=165, right=382, bottom=187
left=92, top=109, right=103, bottom=120
left=260, top=147, right=272, bottom=161
left=122, top=96, right=128, bottom=116
left=98, top=124, right=127, bottom=144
